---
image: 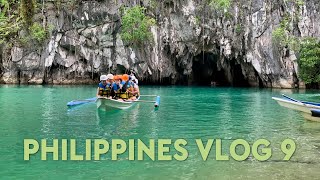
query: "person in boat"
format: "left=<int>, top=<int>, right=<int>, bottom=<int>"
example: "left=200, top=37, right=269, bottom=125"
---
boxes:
left=96, top=74, right=113, bottom=98
left=111, top=75, right=121, bottom=99
left=113, top=74, right=131, bottom=101
left=130, top=73, right=139, bottom=85
left=128, top=75, right=140, bottom=100
left=120, top=74, right=130, bottom=93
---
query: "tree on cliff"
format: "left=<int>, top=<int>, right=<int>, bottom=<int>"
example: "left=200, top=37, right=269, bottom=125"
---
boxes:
left=298, top=38, right=320, bottom=85
left=120, top=6, right=156, bottom=46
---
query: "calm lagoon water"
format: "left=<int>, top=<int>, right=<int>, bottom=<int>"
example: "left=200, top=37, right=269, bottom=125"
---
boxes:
left=1, top=85, right=320, bottom=179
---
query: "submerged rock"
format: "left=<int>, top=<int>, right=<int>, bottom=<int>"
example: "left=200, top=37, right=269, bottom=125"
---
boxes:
left=0, top=0, right=319, bottom=88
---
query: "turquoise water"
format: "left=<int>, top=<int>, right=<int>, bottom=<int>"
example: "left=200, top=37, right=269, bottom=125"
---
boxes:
left=1, top=85, right=320, bottom=179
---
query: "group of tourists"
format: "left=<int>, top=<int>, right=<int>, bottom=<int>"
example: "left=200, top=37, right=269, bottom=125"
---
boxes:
left=96, top=73, right=140, bottom=101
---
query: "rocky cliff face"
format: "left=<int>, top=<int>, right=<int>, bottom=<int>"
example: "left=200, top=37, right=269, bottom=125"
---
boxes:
left=0, top=0, right=319, bottom=88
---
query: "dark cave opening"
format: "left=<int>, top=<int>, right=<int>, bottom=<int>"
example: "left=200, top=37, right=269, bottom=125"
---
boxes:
left=192, top=52, right=252, bottom=87
left=232, top=64, right=250, bottom=87
left=17, top=70, right=21, bottom=84
left=192, top=52, right=229, bottom=86
left=115, top=64, right=127, bottom=75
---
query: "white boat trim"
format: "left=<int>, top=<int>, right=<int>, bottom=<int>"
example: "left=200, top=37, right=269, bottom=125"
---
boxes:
left=96, top=97, right=140, bottom=110
left=272, top=97, right=320, bottom=114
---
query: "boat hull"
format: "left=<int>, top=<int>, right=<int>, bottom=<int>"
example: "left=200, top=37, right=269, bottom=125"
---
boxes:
left=272, top=97, right=320, bottom=114
left=96, top=97, right=139, bottom=110
left=311, top=109, right=320, bottom=117
left=302, top=113, right=320, bottom=122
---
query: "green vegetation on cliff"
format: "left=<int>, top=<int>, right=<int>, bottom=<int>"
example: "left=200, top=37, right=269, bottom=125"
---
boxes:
left=120, top=6, right=156, bottom=45
left=271, top=0, right=320, bottom=85
left=209, top=0, right=232, bottom=10
left=298, top=38, right=320, bottom=84
left=272, top=0, right=305, bottom=50
left=20, top=0, right=35, bottom=26
left=0, top=0, right=20, bottom=44
left=0, top=0, right=48, bottom=45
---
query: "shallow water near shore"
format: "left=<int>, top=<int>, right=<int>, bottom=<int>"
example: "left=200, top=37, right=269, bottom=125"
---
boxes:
left=1, top=85, right=320, bottom=179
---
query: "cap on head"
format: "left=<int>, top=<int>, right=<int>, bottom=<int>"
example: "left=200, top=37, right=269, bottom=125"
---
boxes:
left=100, top=75, right=108, bottom=81
left=106, top=74, right=114, bottom=80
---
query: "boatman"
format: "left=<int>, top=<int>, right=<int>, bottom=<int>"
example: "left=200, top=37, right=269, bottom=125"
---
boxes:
left=128, top=75, right=140, bottom=100
left=96, top=74, right=113, bottom=98
left=130, top=73, right=138, bottom=85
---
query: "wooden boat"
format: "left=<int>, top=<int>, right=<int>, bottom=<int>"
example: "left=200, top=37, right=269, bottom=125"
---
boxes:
left=96, top=97, right=141, bottom=110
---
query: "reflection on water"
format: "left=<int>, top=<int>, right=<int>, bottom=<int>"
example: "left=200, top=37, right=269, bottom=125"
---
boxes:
left=41, top=88, right=55, bottom=136
left=96, top=105, right=139, bottom=137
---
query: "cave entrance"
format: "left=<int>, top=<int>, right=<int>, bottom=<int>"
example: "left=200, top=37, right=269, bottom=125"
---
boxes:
left=192, top=53, right=252, bottom=87
left=192, top=52, right=229, bottom=86
left=232, top=64, right=250, bottom=87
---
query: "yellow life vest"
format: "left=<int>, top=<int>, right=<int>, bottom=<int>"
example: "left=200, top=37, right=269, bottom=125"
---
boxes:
left=98, top=87, right=110, bottom=96
left=115, top=89, right=129, bottom=99
left=119, top=92, right=129, bottom=99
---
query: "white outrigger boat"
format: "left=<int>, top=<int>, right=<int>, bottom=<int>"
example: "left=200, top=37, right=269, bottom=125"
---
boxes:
left=272, top=94, right=320, bottom=122
left=96, top=97, right=141, bottom=110
left=272, top=97, right=320, bottom=114
left=96, top=95, right=160, bottom=110
left=67, top=95, right=160, bottom=110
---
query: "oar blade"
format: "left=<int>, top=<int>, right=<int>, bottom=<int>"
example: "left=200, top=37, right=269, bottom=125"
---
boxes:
left=67, top=97, right=97, bottom=107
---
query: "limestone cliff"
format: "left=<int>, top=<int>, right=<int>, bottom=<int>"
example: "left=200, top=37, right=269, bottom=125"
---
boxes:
left=1, top=0, right=319, bottom=88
